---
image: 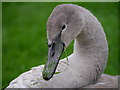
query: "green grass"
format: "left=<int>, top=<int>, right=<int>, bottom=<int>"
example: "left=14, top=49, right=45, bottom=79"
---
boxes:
left=2, top=2, right=118, bottom=88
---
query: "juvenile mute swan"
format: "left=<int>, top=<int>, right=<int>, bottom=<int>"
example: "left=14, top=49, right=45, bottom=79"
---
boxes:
left=7, top=4, right=118, bottom=88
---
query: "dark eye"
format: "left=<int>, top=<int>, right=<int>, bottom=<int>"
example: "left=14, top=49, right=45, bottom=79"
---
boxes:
left=62, top=24, right=66, bottom=30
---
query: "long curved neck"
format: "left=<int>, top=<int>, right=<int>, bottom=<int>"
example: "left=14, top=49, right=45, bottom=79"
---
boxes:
left=73, top=8, right=108, bottom=74
left=74, top=14, right=108, bottom=60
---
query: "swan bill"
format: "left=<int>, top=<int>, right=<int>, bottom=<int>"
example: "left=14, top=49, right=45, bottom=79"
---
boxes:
left=42, top=31, right=65, bottom=80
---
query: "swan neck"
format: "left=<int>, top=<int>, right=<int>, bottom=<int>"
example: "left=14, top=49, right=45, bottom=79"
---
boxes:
left=73, top=11, right=108, bottom=63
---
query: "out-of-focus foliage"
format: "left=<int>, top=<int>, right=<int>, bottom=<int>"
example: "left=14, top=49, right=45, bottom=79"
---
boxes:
left=2, top=2, right=118, bottom=88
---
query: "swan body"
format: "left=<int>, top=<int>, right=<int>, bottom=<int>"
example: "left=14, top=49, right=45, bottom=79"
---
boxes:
left=7, top=66, right=119, bottom=88
left=7, top=4, right=118, bottom=88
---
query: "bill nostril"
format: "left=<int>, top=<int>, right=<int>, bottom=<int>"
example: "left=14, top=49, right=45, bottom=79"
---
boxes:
left=51, top=51, right=55, bottom=57
left=48, top=44, right=51, bottom=47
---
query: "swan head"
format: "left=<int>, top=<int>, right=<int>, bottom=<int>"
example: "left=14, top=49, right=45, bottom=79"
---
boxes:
left=42, top=4, right=84, bottom=80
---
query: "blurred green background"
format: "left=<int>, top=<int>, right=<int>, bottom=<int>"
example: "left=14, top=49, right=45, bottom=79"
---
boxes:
left=2, top=2, right=118, bottom=88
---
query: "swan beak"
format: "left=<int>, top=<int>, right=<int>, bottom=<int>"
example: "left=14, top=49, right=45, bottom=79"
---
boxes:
left=42, top=32, right=65, bottom=80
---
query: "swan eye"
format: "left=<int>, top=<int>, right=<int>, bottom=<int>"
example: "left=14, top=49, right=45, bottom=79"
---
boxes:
left=61, top=24, right=67, bottom=30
